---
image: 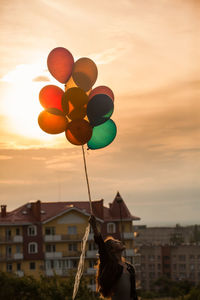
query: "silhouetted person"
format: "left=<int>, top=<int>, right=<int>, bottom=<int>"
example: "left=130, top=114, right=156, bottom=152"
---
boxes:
left=89, top=215, right=138, bottom=300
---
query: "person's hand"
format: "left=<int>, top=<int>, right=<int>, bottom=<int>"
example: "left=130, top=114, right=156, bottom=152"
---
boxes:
left=89, top=214, right=97, bottom=228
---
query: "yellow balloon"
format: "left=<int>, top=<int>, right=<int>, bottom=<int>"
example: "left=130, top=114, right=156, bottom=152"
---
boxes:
left=65, top=76, right=91, bottom=95
left=62, top=87, right=89, bottom=120
left=72, top=57, right=98, bottom=92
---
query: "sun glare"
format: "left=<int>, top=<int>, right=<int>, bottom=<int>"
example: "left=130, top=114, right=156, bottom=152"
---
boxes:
left=1, top=63, right=64, bottom=141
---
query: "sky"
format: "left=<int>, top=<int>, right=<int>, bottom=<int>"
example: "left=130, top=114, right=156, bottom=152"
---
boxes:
left=0, top=0, right=199, bottom=226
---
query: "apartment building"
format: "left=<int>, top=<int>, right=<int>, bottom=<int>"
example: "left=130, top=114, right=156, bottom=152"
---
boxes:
left=134, top=224, right=200, bottom=247
left=0, top=192, right=140, bottom=290
left=138, top=244, right=200, bottom=290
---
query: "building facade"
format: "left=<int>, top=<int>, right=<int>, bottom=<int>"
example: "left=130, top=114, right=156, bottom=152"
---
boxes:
left=0, top=192, right=140, bottom=290
left=138, top=244, right=200, bottom=290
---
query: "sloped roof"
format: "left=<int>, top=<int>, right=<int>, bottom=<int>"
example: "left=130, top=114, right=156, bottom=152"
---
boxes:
left=106, top=192, right=140, bottom=221
left=0, top=192, right=140, bottom=225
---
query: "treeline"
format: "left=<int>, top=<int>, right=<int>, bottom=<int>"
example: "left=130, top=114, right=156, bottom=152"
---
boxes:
left=0, top=272, right=100, bottom=300
left=138, top=276, right=200, bottom=299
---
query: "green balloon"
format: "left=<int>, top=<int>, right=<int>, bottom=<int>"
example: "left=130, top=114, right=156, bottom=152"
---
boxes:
left=87, top=119, right=117, bottom=150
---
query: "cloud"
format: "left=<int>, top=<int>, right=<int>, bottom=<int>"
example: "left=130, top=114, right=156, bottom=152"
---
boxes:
left=33, top=75, right=50, bottom=82
left=90, top=47, right=127, bottom=65
left=0, top=155, right=12, bottom=160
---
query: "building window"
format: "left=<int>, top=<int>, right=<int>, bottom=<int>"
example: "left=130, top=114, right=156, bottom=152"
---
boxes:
left=28, top=242, right=38, bottom=254
left=16, top=245, right=21, bottom=254
left=27, top=225, right=37, bottom=236
left=89, top=242, right=97, bottom=251
left=45, top=227, right=55, bottom=235
left=148, top=255, right=155, bottom=261
left=17, top=263, right=21, bottom=271
left=68, top=226, right=77, bottom=235
left=89, top=259, right=96, bottom=268
left=6, top=229, right=11, bottom=241
left=179, top=264, right=186, bottom=271
left=30, top=262, right=36, bottom=270
left=7, top=263, right=12, bottom=272
left=46, top=244, right=56, bottom=252
left=69, top=243, right=77, bottom=251
left=179, top=255, right=186, bottom=261
left=190, top=264, right=195, bottom=271
left=6, top=246, right=12, bottom=257
left=107, top=223, right=116, bottom=234
left=16, top=228, right=20, bottom=235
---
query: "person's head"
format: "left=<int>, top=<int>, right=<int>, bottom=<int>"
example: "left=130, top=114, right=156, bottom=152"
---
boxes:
left=95, top=237, right=126, bottom=297
left=104, top=236, right=126, bottom=256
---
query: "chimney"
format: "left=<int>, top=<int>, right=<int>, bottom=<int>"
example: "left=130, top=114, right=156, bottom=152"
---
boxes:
left=1, top=205, right=7, bottom=217
left=31, top=200, right=41, bottom=221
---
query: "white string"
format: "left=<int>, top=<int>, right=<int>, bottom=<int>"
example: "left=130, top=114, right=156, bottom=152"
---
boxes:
left=72, top=145, right=93, bottom=299
left=72, top=223, right=91, bottom=300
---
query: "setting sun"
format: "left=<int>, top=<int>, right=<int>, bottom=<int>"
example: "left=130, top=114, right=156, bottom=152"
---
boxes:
left=1, top=63, right=64, bottom=140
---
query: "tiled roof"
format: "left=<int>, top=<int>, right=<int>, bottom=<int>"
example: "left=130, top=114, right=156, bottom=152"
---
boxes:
left=0, top=192, right=140, bottom=224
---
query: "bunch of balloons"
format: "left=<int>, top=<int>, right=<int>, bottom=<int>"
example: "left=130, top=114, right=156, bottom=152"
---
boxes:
left=38, top=47, right=117, bottom=149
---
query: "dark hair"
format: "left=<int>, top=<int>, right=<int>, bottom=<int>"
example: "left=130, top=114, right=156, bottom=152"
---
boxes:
left=95, top=237, right=125, bottom=298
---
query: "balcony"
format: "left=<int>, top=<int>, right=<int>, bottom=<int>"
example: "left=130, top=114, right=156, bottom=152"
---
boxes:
left=44, top=234, right=84, bottom=242
left=15, top=270, right=24, bottom=277
left=87, top=268, right=96, bottom=275
left=45, top=269, right=63, bottom=276
left=13, top=235, right=23, bottom=243
left=62, top=251, right=82, bottom=258
left=0, top=235, right=23, bottom=244
left=88, top=284, right=96, bottom=292
left=123, top=232, right=134, bottom=239
left=86, top=250, right=98, bottom=258
left=14, top=253, right=23, bottom=260
left=88, top=233, right=94, bottom=241
left=44, top=235, right=61, bottom=242
left=125, top=249, right=135, bottom=256
left=45, top=252, right=62, bottom=259
left=61, top=234, right=83, bottom=241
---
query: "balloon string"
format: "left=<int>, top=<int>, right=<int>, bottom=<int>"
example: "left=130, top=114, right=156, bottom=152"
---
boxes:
left=81, top=145, right=93, bottom=214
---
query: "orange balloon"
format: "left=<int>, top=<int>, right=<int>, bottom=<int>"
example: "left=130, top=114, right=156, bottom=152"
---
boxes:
left=39, top=85, right=64, bottom=112
left=89, top=86, right=114, bottom=101
left=62, top=87, right=89, bottom=120
left=65, top=119, right=93, bottom=145
left=38, top=110, right=68, bottom=134
left=47, top=47, right=74, bottom=83
left=72, top=57, right=98, bottom=92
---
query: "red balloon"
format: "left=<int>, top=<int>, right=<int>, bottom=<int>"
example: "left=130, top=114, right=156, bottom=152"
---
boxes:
left=89, top=85, right=114, bottom=101
left=65, top=119, right=93, bottom=145
left=39, top=85, right=64, bottom=112
left=38, top=110, right=68, bottom=134
left=47, top=47, right=74, bottom=83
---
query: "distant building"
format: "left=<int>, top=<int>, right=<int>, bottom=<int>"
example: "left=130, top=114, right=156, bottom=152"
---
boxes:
left=138, top=244, right=200, bottom=290
left=134, top=224, right=200, bottom=247
left=0, top=192, right=140, bottom=291
left=133, top=224, right=200, bottom=290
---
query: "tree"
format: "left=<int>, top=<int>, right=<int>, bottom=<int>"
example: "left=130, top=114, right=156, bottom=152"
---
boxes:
left=0, top=272, right=100, bottom=300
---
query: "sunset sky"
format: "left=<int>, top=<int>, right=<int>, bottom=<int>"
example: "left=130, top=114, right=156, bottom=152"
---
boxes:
left=0, top=0, right=199, bottom=226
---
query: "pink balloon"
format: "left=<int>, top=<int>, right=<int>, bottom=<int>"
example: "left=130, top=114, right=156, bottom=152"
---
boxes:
left=47, top=47, right=74, bottom=83
left=89, top=85, right=114, bottom=101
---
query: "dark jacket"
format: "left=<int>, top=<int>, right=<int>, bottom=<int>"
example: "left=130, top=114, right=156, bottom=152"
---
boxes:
left=94, top=233, right=138, bottom=300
